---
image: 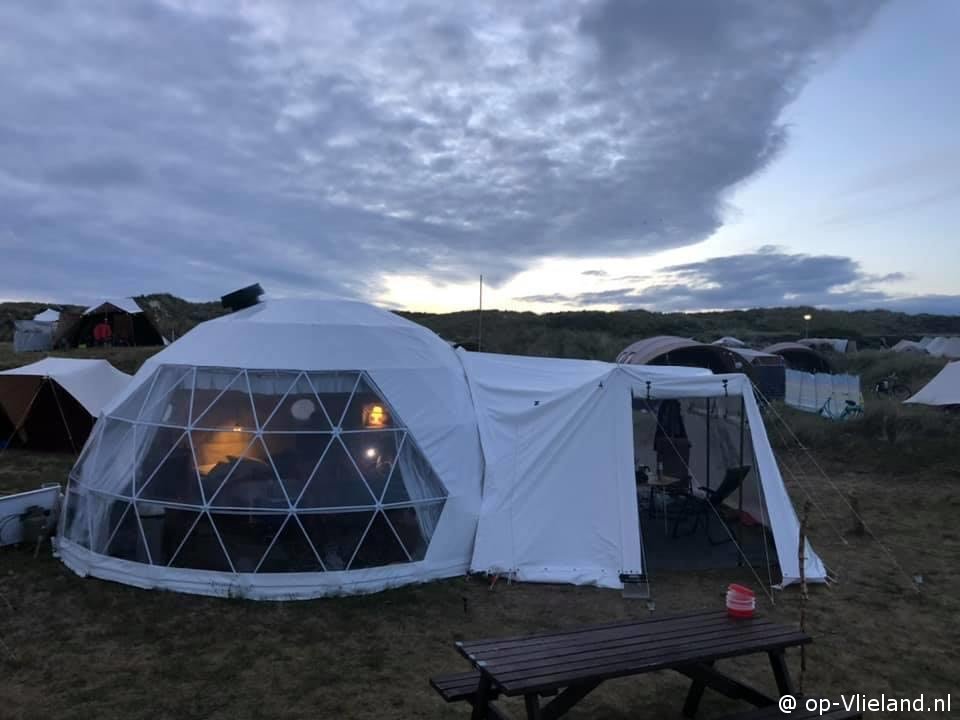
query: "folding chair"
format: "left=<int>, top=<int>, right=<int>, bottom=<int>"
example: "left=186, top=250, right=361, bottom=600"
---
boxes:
left=671, top=465, right=752, bottom=544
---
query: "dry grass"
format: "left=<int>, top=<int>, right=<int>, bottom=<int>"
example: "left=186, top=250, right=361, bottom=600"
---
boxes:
left=0, top=342, right=158, bottom=375
left=1, top=346, right=957, bottom=718
left=1, top=447, right=958, bottom=720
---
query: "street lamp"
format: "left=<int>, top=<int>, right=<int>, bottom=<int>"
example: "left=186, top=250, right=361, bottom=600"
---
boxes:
left=803, top=313, right=812, bottom=338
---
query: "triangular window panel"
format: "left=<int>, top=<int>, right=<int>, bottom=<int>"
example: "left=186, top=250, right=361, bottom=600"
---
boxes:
left=137, top=430, right=203, bottom=506
left=138, top=366, right=195, bottom=426
left=192, top=370, right=256, bottom=432
left=297, top=438, right=375, bottom=509
left=262, top=433, right=332, bottom=505
left=209, top=436, right=288, bottom=509
left=340, top=375, right=398, bottom=431
left=309, top=372, right=360, bottom=428
left=381, top=435, right=447, bottom=505
left=247, top=370, right=300, bottom=429
left=341, top=430, right=404, bottom=502
left=190, top=430, right=256, bottom=501
left=88, top=418, right=136, bottom=496
left=385, top=501, right=445, bottom=562
left=109, top=376, right=154, bottom=422
left=350, top=511, right=410, bottom=569
left=299, top=511, right=374, bottom=571
left=155, top=507, right=201, bottom=567
left=88, top=493, right=129, bottom=554
left=258, top=516, right=323, bottom=573
left=61, top=487, right=90, bottom=548
left=104, top=502, right=152, bottom=564
left=211, top=512, right=286, bottom=573
left=264, top=373, right=331, bottom=432
left=168, top=512, right=232, bottom=572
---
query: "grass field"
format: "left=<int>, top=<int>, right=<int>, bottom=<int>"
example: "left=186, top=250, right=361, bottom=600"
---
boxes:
left=2, top=454, right=959, bottom=718
left=1, top=344, right=958, bottom=718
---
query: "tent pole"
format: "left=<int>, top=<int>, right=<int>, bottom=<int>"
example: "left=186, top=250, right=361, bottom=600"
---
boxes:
left=704, top=398, right=711, bottom=491
left=738, top=396, right=746, bottom=566
left=477, top=274, right=483, bottom=352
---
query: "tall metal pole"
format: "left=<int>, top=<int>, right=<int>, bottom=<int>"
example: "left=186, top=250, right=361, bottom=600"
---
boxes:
left=478, top=274, right=483, bottom=352
left=737, top=396, right=745, bottom=566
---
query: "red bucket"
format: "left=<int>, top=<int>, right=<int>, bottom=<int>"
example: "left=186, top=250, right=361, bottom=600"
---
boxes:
left=726, top=584, right=756, bottom=618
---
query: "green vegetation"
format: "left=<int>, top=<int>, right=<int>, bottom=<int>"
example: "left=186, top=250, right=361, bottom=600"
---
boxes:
left=3, top=295, right=959, bottom=358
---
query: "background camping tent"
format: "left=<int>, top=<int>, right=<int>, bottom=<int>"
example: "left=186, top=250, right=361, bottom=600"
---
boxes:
left=712, top=336, right=746, bottom=348
left=904, top=361, right=960, bottom=406
left=619, top=336, right=785, bottom=399
left=892, top=339, right=928, bottom=354
left=617, top=336, right=743, bottom=374
left=797, top=338, right=857, bottom=354
left=0, top=358, right=130, bottom=452
left=14, top=308, right=61, bottom=352
left=461, top=351, right=826, bottom=589
left=56, top=298, right=484, bottom=600
left=54, top=298, right=165, bottom=348
left=726, top=347, right=786, bottom=401
left=13, top=320, right=55, bottom=353
left=925, top=337, right=960, bottom=359
left=33, top=309, right=61, bottom=323
left=764, top=342, right=832, bottom=374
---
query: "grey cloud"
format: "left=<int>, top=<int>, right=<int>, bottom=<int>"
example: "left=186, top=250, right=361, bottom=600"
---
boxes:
left=0, top=1, right=884, bottom=302
left=581, top=269, right=608, bottom=277
left=516, top=248, right=960, bottom=315
left=45, top=157, right=147, bottom=188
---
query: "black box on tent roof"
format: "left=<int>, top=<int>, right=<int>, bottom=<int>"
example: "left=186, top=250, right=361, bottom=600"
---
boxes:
left=221, top=284, right=264, bottom=312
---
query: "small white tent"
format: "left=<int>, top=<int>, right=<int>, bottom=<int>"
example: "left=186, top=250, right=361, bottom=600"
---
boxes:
left=892, top=339, right=928, bottom=354
left=904, top=361, right=960, bottom=406
left=33, top=309, right=61, bottom=323
left=0, top=358, right=131, bottom=452
left=925, top=337, right=960, bottom=359
left=57, top=299, right=826, bottom=600
left=712, top=336, right=747, bottom=348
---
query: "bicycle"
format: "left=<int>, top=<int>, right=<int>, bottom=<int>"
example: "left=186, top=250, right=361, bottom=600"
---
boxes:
left=873, top=373, right=911, bottom=401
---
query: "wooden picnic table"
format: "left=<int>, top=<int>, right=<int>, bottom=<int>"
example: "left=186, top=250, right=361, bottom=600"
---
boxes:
left=443, top=609, right=812, bottom=720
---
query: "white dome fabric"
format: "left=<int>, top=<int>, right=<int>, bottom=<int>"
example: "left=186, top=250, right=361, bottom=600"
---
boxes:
left=57, top=299, right=483, bottom=599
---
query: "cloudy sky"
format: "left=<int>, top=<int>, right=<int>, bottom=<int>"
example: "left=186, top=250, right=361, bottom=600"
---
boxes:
left=1, top=0, right=957, bottom=314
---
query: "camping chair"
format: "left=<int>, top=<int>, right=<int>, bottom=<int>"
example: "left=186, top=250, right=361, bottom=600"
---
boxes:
left=670, top=465, right=752, bottom=544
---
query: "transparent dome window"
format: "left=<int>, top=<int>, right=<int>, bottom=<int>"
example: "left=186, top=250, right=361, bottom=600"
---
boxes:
left=64, top=366, right=448, bottom=574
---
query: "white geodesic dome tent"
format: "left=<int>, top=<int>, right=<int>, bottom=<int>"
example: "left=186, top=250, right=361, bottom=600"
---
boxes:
left=57, top=298, right=483, bottom=598
left=57, top=298, right=825, bottom=599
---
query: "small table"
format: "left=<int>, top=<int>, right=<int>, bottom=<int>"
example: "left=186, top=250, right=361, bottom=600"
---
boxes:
left=645, top=473, right=688, bottom=518
left=454, top=610, right=810, bottom=720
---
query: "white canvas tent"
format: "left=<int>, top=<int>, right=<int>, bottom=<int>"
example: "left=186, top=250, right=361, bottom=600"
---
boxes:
left=57, top=298, right=825, bottom=600
left=904, top=361, right=960, bottom=406
left=463, top=352, right=824, bottom=589
left=0, top=358, right=131, bottom=452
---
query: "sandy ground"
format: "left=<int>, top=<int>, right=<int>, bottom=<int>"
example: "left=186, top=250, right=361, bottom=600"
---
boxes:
left=1, top=448, right=958, bottom=719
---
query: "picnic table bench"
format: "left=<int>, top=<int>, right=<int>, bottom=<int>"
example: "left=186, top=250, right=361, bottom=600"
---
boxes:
left=431, top=609, right=862, bottom=720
